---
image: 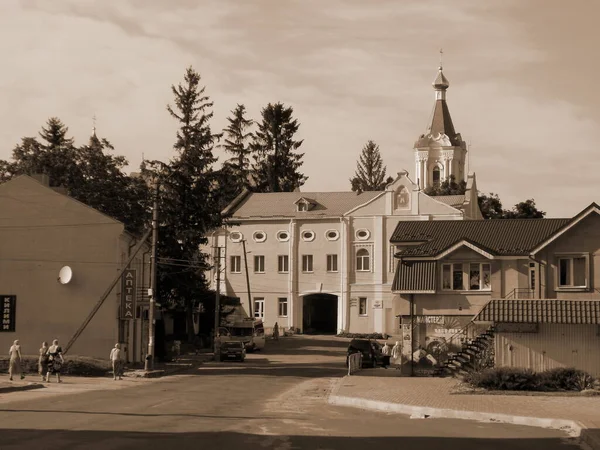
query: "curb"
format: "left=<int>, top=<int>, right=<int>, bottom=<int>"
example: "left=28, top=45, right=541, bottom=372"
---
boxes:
left=327, top=394, right=598, bottom=445
left=0, top=383, right=45, bottom=394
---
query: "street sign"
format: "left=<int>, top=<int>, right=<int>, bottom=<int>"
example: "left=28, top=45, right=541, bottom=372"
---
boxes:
left=120, top=269, right=137, bottom=320
left=0, top=295, right=16, bottom=332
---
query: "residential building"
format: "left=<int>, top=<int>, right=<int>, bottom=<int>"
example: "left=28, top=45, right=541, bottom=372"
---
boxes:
left=390, top=203, right=600, bottom=376
left=0, top=175, right=150, bottom=361
left=207, top=65, right=482, bottom=335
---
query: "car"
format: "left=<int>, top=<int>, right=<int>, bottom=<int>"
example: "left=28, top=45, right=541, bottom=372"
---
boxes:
left=346, top=338, right=385, bottom=368
left=219, top=341, right=246, bottom=362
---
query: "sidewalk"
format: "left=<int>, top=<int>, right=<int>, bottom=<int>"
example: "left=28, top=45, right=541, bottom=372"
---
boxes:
left=329, top=374, right=600, bottom=449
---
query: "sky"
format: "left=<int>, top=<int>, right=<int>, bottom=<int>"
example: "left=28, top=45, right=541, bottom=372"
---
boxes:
left=0, top=0, right=598, bottom=218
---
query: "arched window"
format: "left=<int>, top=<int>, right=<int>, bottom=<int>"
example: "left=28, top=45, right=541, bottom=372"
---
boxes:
left=356, top=248, right=370, bottom=272
left=432, top=166, right=441, bottom=185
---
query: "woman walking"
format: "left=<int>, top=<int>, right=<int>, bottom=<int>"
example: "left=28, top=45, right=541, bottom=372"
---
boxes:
left=38, top=342, right=49, bottom=382
left=46, top=339, right=64, bottom=383
left=8, top=340, right=25, bottom=381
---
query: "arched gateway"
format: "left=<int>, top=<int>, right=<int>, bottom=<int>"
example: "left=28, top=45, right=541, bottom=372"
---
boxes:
left=302, top=293, right=338, bottom=334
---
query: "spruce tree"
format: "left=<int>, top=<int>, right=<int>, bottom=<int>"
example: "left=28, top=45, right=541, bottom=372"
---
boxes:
left=349, top=140, right=389, bottom=193
left=144, top=66, right=222, bottom=342
left=251, top=102, right=306, bottom=192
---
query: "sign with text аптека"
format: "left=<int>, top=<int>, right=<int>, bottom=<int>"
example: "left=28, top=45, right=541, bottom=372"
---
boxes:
left=120, top=269, right=137, bottom=320
left=1, top=295, right=16, bottom=332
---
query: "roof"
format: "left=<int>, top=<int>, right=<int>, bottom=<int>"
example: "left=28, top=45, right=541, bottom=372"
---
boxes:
left=426, top=100, right=457, bottom=140
left=228, top=191, right=382, bottom=219
left=432, top=195, right=465, bottom=208
left=392, top=261, right=436, bottom=293
left=433, top=68, right=450, bottom=90
left=474, top=300, right=600, bottom=324
left=391, top=218, right=571, bottom=257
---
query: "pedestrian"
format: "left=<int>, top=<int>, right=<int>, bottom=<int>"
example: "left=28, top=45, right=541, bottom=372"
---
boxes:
left=8, top=340, right=25, bottom=381
left=173, top=340, right=181, bottom=361
left=46, top=339, right=64, bottom=383
left=109, top=343, right=123, bottom=380
left=391, top=341, right=402, bottom=370
left=38, top=341, right=49, bottom=382
left=273, top=322, right=279, bottom=341
left=381, top=341, right=391, bottom=369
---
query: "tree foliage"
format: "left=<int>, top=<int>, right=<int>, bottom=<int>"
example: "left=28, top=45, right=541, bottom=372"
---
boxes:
left=251, top=102, right=306, bottom=192
left=143, top=66, right=223, bottom=342
left=349, top=140, right=389, bottom=193
left=0, top=118, right=150, bottom=234
left=423, top=175, right=467, bottom=196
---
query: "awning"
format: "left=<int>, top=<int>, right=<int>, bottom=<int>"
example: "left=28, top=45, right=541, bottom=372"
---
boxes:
left=474, top=299, right=600, bottom=324
left=392, top=261, right=436, bottom=293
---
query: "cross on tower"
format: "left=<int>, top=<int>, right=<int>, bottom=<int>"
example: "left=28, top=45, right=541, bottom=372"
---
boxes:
left=439, top=48, right=444, bottom=69
left=92, top=114, right=97, bottom=136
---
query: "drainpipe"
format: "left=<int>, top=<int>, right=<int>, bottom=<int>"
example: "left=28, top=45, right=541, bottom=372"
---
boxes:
left=410, top=293, right=415, bottom=377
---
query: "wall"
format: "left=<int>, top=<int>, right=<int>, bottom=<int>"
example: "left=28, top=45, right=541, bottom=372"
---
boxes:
left=495, top=324, right=600, bottom=377
left=0, top=176, right=127, bottom=360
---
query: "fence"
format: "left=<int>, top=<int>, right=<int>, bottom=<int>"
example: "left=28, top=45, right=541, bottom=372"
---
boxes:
left=347, top=352, right=363, bottom=376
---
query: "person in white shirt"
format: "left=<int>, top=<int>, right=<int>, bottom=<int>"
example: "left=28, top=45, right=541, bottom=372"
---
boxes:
left=109, top=343, right=123, bottom=381
left=381, top=342, right=391, bottom=369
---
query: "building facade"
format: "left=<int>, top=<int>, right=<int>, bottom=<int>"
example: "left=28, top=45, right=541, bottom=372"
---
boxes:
left=207, top=66, right=482, bottom=335
left=0, top=175, right=150, bottom=361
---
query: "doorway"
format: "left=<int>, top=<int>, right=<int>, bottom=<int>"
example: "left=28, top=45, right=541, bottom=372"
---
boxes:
left=302, top=294, right=338, bottom=334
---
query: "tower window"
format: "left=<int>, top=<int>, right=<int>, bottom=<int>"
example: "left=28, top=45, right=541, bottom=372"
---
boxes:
left=432, top=166, right=441, bottom=185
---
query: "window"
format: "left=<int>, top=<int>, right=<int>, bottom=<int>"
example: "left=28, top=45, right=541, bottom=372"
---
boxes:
left=254, top=255, right=265, bottom=273
left=278, top=298, right=288, bottom=317
left=302, top=255, right=313, bottom=273
left=529, top=262, right=536, bottom=291
left=359, top=298, right=368, bottom=316
left=277, top=231, right=290, bottom=242
left=327, top=254, right=338, bottom=272
left=278, top=255, right=289, bottom=273
left=356, top=248, right=370, bottom=271
left=442, top=263, right=490, bottom=291
left=253, top=231, right=267, bottom=243
left=326, top=229, right=339, bottom=241
left=301, top=230, right=315, bottom=242
left=254, top=298, right=265, bottom=319
left=558, top=255, right=587, bottom=288
left=229, top=231, right=243, bottom=242
left=469, top=263, right=491, bottom=291
left=356, top=229, right=370, bottom=240
left=230, top=255, right=241, bottom=273
left=432, top=166, right=441, bottom=185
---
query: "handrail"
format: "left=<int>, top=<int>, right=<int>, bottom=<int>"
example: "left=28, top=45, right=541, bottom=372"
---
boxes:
left=504, top=288, right=535, bottom=300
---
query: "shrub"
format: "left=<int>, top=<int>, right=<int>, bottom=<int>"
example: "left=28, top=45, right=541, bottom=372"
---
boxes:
left=464, top=367, right=540, bottom=391
left=464, top=366, right=597, bottom=392
left=0, top=356, right=111, bottom=377
left=539, top=367, right=595, bottom=391
left=337, top=332, right=387, bottom=340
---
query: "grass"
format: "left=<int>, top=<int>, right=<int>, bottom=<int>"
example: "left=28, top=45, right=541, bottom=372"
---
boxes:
left=0, top=355, right=112, bottom=377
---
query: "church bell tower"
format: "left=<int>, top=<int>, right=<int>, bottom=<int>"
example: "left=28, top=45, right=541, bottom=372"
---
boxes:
left=414, top=52, right=467, bottom=190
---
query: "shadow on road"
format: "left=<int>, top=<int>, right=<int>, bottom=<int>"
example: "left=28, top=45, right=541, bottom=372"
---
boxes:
left=0, top=429, right=586, bottom=450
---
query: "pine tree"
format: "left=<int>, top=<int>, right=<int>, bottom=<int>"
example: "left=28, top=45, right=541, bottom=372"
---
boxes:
left=219, top=104, right=254, bottom=204
left=144, top=66, right=222, bottom=343
left=251, top=102, right=306, bottom=192
left=349, top=140, right=388, bottom=193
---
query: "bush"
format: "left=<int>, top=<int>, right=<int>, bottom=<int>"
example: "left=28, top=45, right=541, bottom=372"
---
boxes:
left=539, top=367, right=595, bottom=391
left=464, top=366, right=597, bottom=392
left=465, top=367, right=540, bottom=391
left=0, top=356, right=111, bottom=377
left=337, top=332, right=387, bottom=340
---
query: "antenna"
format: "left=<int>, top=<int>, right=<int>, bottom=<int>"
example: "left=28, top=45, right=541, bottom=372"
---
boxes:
left=58, top=266, right=73, bottom=284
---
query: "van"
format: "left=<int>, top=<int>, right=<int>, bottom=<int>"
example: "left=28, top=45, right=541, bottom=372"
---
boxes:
left=219, top=319, right=265, bottom=352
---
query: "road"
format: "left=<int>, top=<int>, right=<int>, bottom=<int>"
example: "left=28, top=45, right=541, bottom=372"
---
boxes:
left=0, top=336, right=584, bottom=450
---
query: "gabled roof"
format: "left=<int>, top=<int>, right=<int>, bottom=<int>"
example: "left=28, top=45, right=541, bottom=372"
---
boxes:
left=390, top=218, right=571, bottom=257
left=475, top=299, right=600, bottom=324
left=530, top=203, right=600, bottom=254
left=227, top=191, right=382, bottom=219
left=431, top=195, right=465, bottom=208
left=392, top=261, right=436, bottom=293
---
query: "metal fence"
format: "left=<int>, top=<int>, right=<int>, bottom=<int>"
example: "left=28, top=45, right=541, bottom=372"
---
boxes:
left=347, top=352, right=363, bottom=376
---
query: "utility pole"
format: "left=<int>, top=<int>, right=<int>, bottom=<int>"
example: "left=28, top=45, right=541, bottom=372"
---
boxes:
left=145, top=181, right=159, bottom=371
left=241, top=239, right=253, bottom=317
left=213, top=246, right=222, bottom=355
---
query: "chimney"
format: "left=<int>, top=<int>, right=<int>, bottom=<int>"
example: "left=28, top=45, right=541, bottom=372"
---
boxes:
left=31, top=173, right=50, bottom=186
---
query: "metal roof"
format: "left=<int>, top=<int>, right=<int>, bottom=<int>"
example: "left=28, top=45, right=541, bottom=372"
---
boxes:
left=391, top=261, right=436, bottom=293
left=391, top=218, right=571, bottom=257
left=431, top=195, right=465, bottom=208
left=475, top=300, right=600, bottom=324
left=228, top=191, right=382, bottom=219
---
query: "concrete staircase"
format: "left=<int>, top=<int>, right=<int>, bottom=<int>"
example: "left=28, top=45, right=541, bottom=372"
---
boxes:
left=433, top=325, right=495, bottom=378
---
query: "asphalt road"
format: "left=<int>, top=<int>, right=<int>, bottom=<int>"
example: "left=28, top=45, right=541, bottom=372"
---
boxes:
left=0, top=336, right=585, bottom=450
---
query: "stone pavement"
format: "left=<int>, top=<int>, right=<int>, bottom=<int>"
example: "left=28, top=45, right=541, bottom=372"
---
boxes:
left=330, top=373, right=600, bottom=449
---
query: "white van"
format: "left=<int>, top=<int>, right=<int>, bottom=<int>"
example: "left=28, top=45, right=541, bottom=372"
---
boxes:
left=219, top=319, right=265, bottom=352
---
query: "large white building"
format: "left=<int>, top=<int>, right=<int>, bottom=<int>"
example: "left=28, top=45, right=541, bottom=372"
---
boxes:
left=206, top=65, right=482, bottom=335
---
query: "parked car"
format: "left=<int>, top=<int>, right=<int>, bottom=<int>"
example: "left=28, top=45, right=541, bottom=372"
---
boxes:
left=346, top=339, right=384, bottom=368
left=219, top=341, right=246, bottom=362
